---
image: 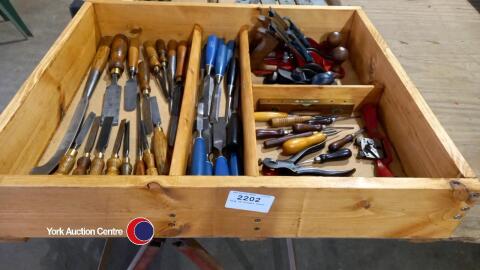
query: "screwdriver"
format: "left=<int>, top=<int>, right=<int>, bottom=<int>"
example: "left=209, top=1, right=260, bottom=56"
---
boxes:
left=120, top=121, right=132, bottom=175
left=72, top=116, right=101, bottom=175
left=282, top=130, right=341, bottom=155
left=90, top=116, right=114, bottom=175
left=328, top=128, right=364, bottom=152
left=297, top=148, right=352, bottom=165
left=106, top=119, right=125, bottom=175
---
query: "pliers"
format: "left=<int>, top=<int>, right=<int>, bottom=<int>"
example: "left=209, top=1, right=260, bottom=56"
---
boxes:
left=261, top=142, right=356, bottom=176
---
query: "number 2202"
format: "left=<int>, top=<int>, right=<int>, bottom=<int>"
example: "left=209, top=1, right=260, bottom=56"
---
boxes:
left=236, top=195, right=260, bottom=202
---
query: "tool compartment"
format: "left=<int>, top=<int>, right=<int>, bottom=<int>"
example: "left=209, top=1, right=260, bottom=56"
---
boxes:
left=0, top=1, right=478, bottom=239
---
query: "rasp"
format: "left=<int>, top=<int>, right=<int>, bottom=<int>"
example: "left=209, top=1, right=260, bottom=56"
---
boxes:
left=30, top=36, right=112, bottom=175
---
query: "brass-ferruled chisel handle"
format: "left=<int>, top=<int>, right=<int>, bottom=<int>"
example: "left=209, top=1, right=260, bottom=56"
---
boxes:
left=109, top=34, right=129, bottom=74
left=137, top=60, right=151, bottom=92
left=263, top=131, right=313, bottom=148
left=143, top=151, right=158, bottom=175
left=134, top=158, right=146, bottom=175
left=72, top=155, right=91, bottom=175
left=92, top=36, right=113, bottom=72
left=89, top=156, right=105, bottom=175
left=292, top=123, right=325, bottom=133
left=128, top=37, right=140, bottom=71
left=144, top=40, right=160, bottom=68
left=155, top=39, right=167, bottom=63
left=152, top=127, right=168, bottom=174
left=121, top=159, right=133, bottom=175
left=106, top=157, right=122, bottom=175
left=254, top=112, right=288, bottom=122
left=54, top=149, right=78, bottom=175
left=283, top=132, right=327, bottom=155
left=175, top=41, right=188, bottom=80
left=271, top=116, right=312, bottom=128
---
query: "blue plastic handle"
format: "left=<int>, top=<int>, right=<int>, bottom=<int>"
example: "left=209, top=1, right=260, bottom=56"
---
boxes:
left=229, top=151, right=239, bottom=176
left=214, top=41, right=228, bottom=77
left=204, top=160, right=213, bottom=176
left=214, top=156, right=230, bottom=176
left=225, top=40, right=235, bottom=68
left=191, top=137, right=206, bottom=175
left=205, top=35, right=218, bottom=70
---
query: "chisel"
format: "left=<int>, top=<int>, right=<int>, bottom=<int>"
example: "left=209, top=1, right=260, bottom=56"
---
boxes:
left=134, top=95, right=146, bottom=175
left=202, top=35, right=218, bottom=117
left=155, top=39, right=170, bottom=99
left=144, top=40, right=169, bottom=102
left=210, top=40, right=233, bottom=123
left=54, top=112, right=96, bottom=175
left=72, top=117, right=101, bottom=175
left=226, top=67, right=241, bottom=175
left=191, top=101, right=207, bottom=175
left=167, top=40, right=177, bottom=109
left=31, top=36, right=112, bottom=175
left=137, top=60, right=154, bottom=135
left=124, top=37, right=139, bottom=112
left=167, top=40, right=188, bottom=148
left=224, top=48, right=237, bottom=123
left=150, top=96, right=168, bottom=175
left=140, top=122, right=158, bottom=175
left=120, top=121, right=132, bottom=175
left=102, top=34, right=128, bottom=125
left=106, top=119, right=126, bottom=175
left=90, top=117, right=114, bottom=175
left=212, top=118, right=229, bottom=175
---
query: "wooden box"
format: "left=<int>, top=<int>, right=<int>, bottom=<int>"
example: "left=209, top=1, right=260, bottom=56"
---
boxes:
left=0, top=1, right=477, bottom=239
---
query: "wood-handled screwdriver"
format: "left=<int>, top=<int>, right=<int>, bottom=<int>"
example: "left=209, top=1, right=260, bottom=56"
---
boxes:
left=120, top=121, right=132, bottom=175
left=328, top=129, right=364, bottom=152
left=297, top=148, right=352, bottom=165
left=89, top=116, right=114, bottom=175
left=124, top=37, right=139, bottom=112
left=282, top=130, right=341, bottom=155
left=72, top=117, right=101, bottom=175
left=150, top=96, right=168, bottom=175
left=54, top=112, right=96, bottom=175
left=106, top=119, right=126, bottom=175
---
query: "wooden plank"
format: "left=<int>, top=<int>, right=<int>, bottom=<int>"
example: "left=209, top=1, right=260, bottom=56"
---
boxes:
left=347, top=10, right=475, bottom=178
left=252, top=84, right=377, bottom=111
left=0, top=3, right=98, bottom=174
left=0, top=175, right=478, bottom=238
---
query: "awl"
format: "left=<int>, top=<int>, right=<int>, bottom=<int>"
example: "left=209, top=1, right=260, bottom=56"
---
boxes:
left=124, top=37, right=139, bottom=112
left=31, top=36, right=112, bottom=174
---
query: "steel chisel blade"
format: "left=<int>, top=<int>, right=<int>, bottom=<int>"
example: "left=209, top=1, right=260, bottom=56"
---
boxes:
left=124, top=78, right=137, bottom=112
left=102, top=84, right=121, bottom=125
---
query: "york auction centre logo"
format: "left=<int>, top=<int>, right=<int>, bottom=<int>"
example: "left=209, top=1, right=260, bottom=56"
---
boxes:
left=126, top=217, right=155, bottom=245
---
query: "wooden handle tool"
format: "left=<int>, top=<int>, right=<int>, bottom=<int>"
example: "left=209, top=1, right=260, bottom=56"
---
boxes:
left=155, top=39, right=167, bottom=63
left=144, top=151, right=158, bottom=175
left=92, top=36, right=113, bottom=73
left=134, top=158, right=146, bottom=175
left=144, top=40, right=161, bottom=69
left=254, top=112, right=288, bottom=122
left=152, top=128, right=168, bottom=174
left=90, top=154, right=106, bottom=175
left=263, top=131, right=314, bottom=149
left=271, top=116, right=312, bottom=128
left=108, top=34, right=129, bottom=75
left=54, top=149, right=78, bottom=175
left=128, top=37, right=140, bottom=73
left=72, top=155, right=91, bottom=175
left=138, top=60, right=151, bottom=94
left=256, top=128, right=291, bottom=139
left=175, top=40, right=188, bottom=81
left=282, top=132, right=327, bottom=155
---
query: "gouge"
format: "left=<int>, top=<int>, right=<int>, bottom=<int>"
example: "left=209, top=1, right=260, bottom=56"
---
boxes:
left=54, top=112, right=96, bottom=175
left=72, top=117, right=101, bottom=175
left=120, top=121, right=132, bottom=175
left=254, top=112, right=288, bottom=122
left=106, top=119, right=126, bottom=175
left=31, top=36, right=112, bottom=174
left=90, top=117, right=114, bottom=175
left=144, top=40, right=169, bottom=102
left=150, top=96, right=168, bottom=174
left=134, top=95, right=146, bottom=175
left=124, top=37, right=139, bottom=112
left=137, top=60, right=154, bottom=135
left=102, top=34, right=128, bottom=125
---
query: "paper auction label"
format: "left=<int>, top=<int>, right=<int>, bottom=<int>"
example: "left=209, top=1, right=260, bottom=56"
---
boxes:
left=225, top=191, right=275, bottom=213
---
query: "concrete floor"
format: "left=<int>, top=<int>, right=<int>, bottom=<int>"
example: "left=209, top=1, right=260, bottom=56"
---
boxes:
left=1, top=0, right=480, bottom=269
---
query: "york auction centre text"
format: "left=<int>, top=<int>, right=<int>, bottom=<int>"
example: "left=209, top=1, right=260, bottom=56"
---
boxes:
left=47, top=227, right=123, bottom=236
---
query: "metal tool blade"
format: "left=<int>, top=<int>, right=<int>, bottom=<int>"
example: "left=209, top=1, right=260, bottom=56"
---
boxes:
left=209, top=83, right=222, bottom=123
left=84, top=116, right=101, bottom=155
left=167, top=84, right=183, bottom=147
left=73, top=112, right=96, bottom=149
left=112, top=119, right=126, bottom=156
left=196, top=102, right=204, bottom=134
left=202, top=118, right=212, bottom=154
left=123, top=121, right=130, bottom=158
left=30, top=97, right=89, bottom=174
left=150, top=96, right=162, bottom=127
left=96, top=117, right=113, bottom=154
left=124, top=78, right=137, bottom=112
left=202, top=76, right=214, bottom=117
left=142, top=94, right=153, bottom=135
left=212, top=117, right=226, bottom=152
left=140, top=121, right=150, bottom=150
left=102, top=82, right=121, bottom=125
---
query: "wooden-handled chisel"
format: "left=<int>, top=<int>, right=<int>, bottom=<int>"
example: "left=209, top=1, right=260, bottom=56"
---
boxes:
left=150, top=96, right=168, bottom=175
left=144, top=40, right=169, bottom=102
left=155, top=39, right=170, bottom=102
left=106, top=119, right=126, bottom=175
left=134, top=94, right=146, bottom=175
left=89, top=117, right=114, bottom=175
left=137, top=60, right=154, bottom=135
left=167, top=40, right=177, bottom=110
left=72, top=117, right=101, bottom=175
left=102, top=34, right=128, bottom=125
left=31, top=36, right=112, bottom=174
left=140, top=122, right=158, bottom=176
left=120, top=121, right=132, bottom=175
left=124, top=37, right=139, bottom=111
left=54, top=112, right=96, bottom=175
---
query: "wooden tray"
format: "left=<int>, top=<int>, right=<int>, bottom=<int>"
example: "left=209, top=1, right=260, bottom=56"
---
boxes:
left=0, top=1, right=477, bottom=239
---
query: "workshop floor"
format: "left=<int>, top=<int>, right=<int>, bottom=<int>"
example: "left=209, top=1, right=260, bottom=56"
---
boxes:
left=1, top=0, right=479, bottom=269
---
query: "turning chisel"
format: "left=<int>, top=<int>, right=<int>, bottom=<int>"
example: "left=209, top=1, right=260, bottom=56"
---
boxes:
left=120, top=121, right=133, bottom=175
left=124, top=37, right=139, bottom=112
left=167, top=40, right=177, bottom=109
left=134, top=95, right=146, bottom=175
left=54, top=112, right=96, bottom=175
left=102, top=34, right=128, bottom=125
left=167, top=40, right=187, bottom=148
left=90, top=116, right=114, bottom=175
left=150, top=96, right=168, bottom=175
left=72, top=117, right=101, bottom=175
left=137, top=60, right=154, bottom=135
left=106, top=119, right=126, bottom=175
left=144, top=40, right=169, bottom=102
left=31, top=36, right=112, bottom=175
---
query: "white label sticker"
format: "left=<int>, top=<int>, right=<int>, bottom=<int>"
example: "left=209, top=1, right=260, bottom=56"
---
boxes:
left=225, top=191, right=275, bottom=213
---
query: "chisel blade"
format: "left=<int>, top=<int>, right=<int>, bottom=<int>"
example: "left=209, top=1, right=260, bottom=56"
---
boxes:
left=142, top=95, right=153, bottom=135
left=150, top=96, right=162, bottom=127
left=102, top=83, right=121, bottom=125
left=202, top=76, right=214, bottom=117
left=73, top=112, right=96, bottom=149
left=212, top=117, right=226, bottom=152
left=84, top=116, right=101, bottom=155
left=112, top=119, right=126, bottom=156
left=124, top=78, right=137, bottom=112
left=96, top=117, right=114, bottom=154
